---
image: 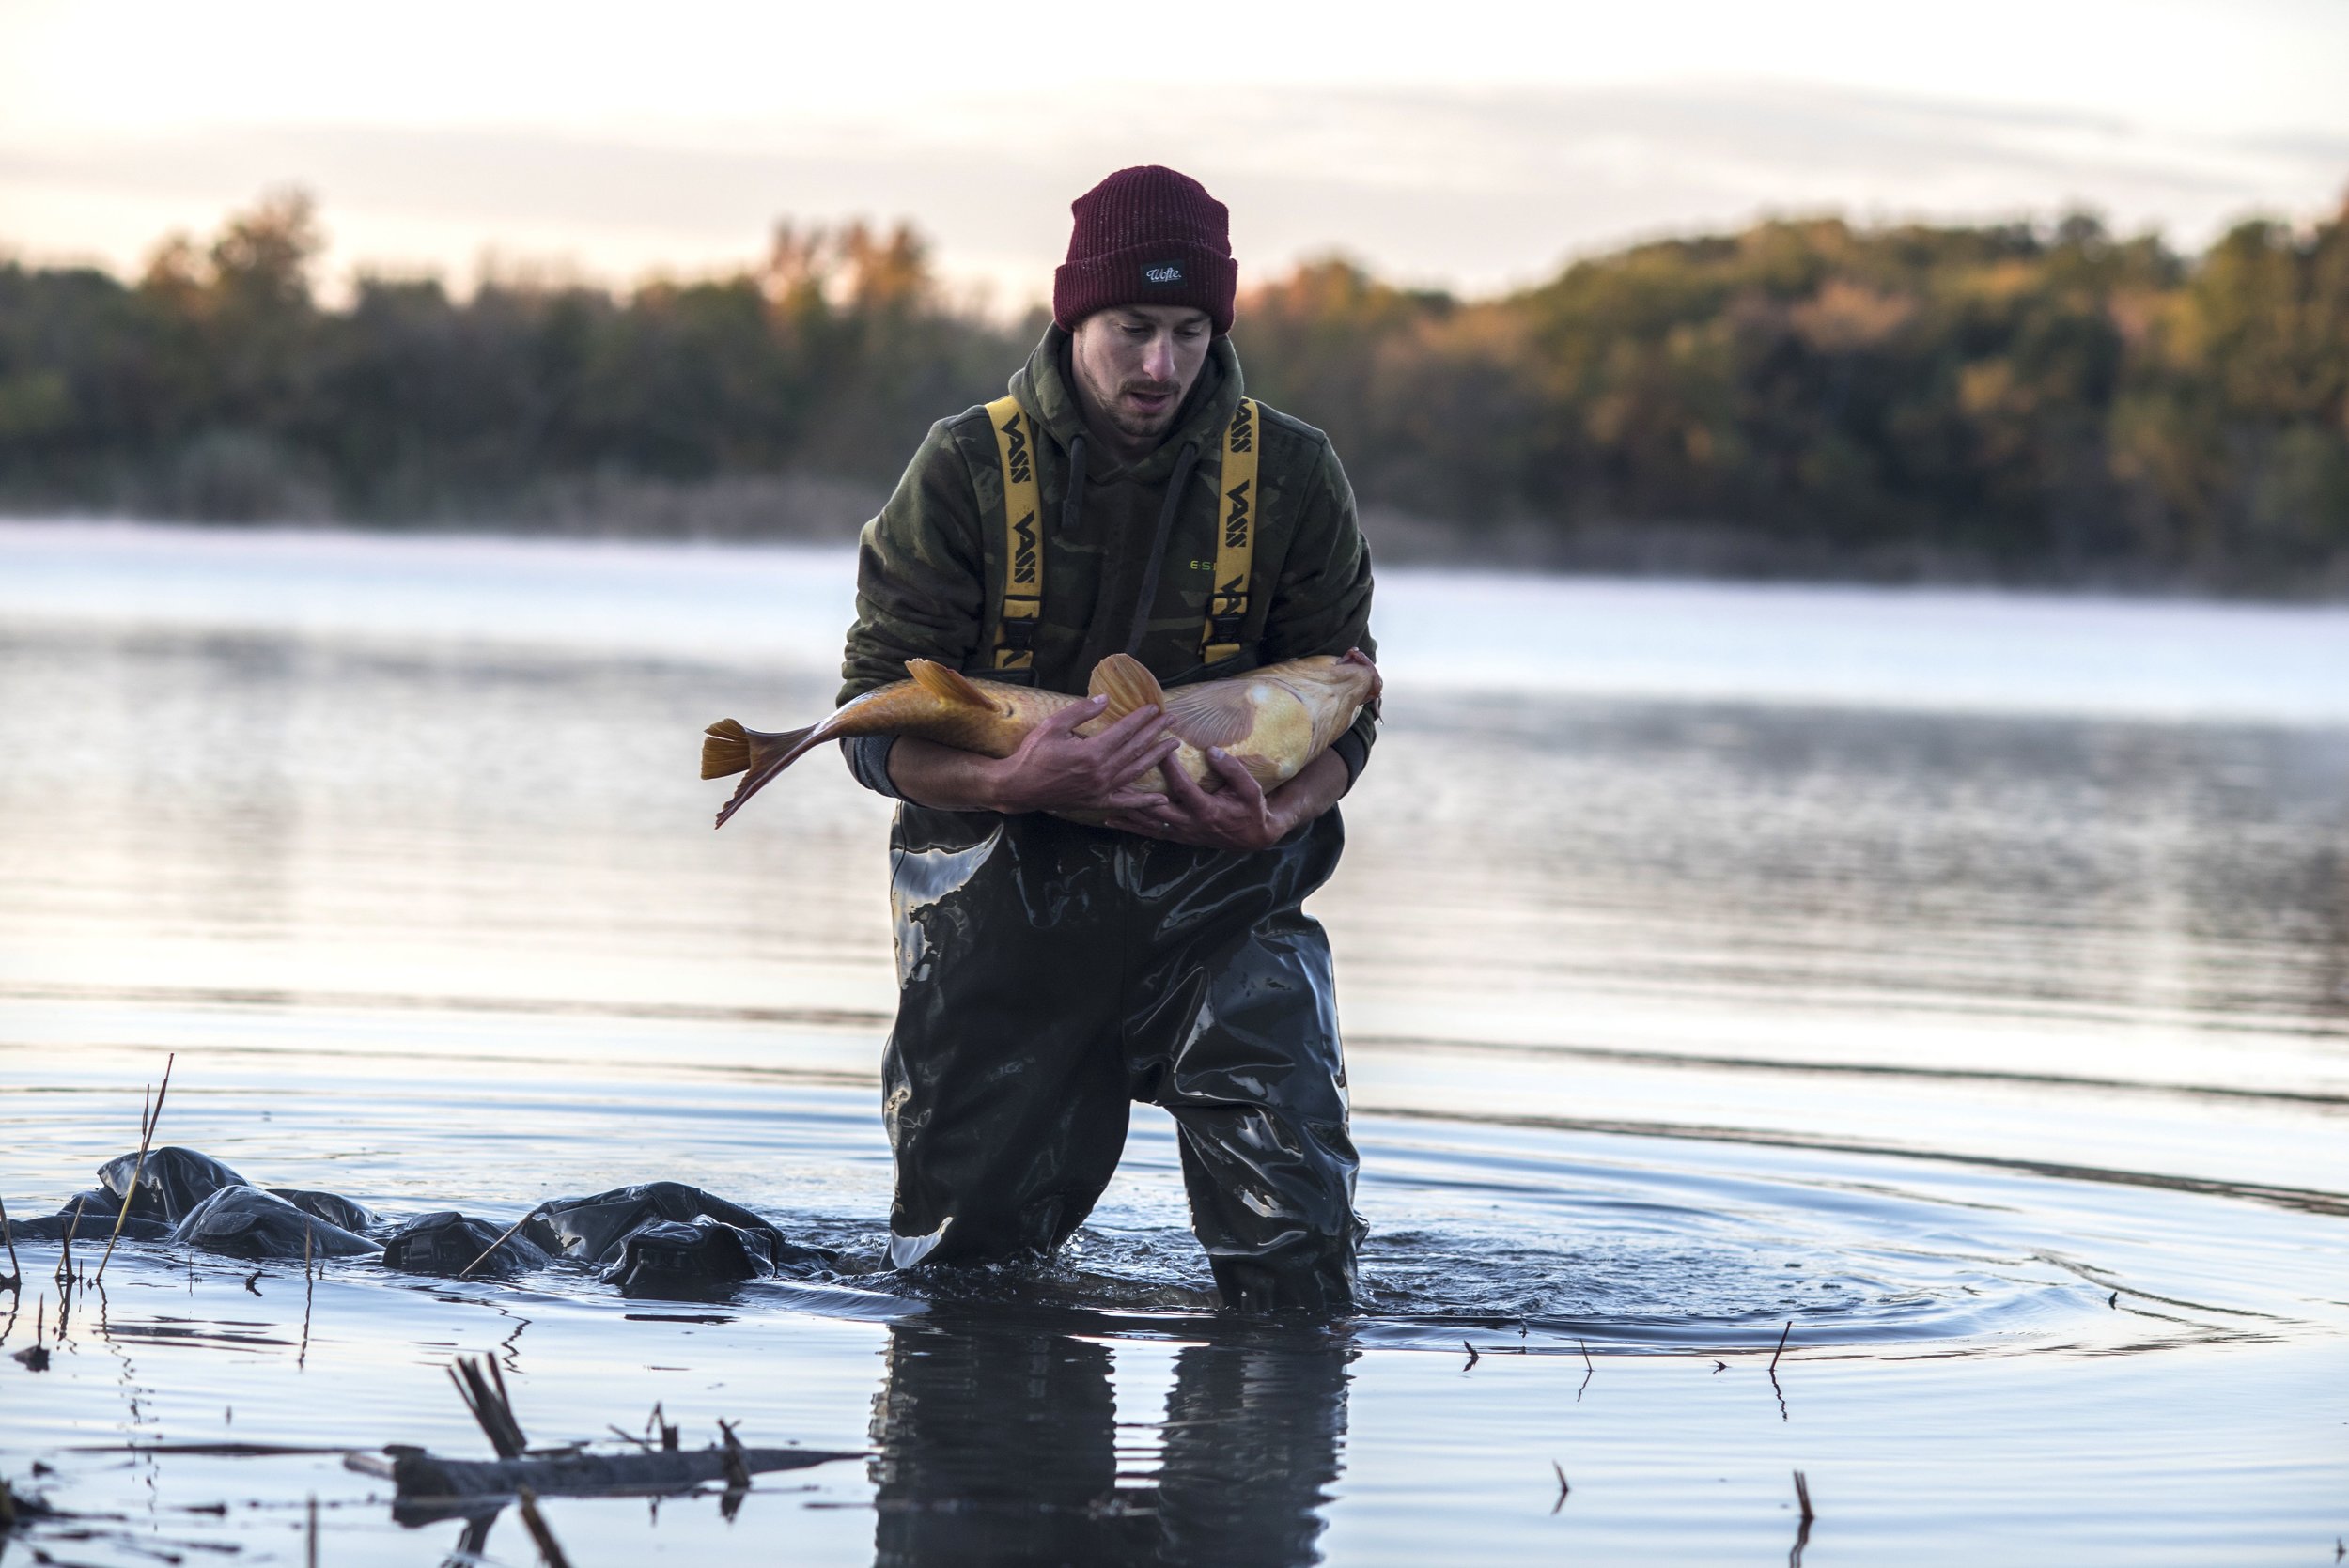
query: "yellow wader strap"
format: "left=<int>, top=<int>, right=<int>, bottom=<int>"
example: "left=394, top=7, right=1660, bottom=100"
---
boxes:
left=985, top=394, right=1043, bottom=672
left=1202, top=398, right=1260, bottom=666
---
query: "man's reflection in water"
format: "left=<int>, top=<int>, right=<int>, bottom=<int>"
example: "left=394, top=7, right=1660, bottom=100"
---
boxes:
left=870, top=1310, right=1353, bottom=1567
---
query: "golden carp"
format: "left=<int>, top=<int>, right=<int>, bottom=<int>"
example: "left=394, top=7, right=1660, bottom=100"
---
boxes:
left=701, top=650, right=1379, bottom=829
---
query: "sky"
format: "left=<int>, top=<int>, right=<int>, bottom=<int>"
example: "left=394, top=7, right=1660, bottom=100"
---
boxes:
left=2, top=0, right=2344, bottom=305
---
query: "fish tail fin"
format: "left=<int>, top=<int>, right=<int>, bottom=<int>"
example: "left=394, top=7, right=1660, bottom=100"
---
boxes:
left=701, top=719, right=756, bottom=780
left=1088, top=654, right=1165, bottom=720
left=907, top=659, right=1000, bottom=711
left=705, top=719, right=820, bottom=829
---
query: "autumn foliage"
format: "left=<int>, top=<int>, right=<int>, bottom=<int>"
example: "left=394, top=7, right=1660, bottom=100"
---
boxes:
left=2, top=192, right=2343, bottom=590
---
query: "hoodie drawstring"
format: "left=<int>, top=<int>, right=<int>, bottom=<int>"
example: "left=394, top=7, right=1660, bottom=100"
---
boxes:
left=1058, top=432, right=1088, bottom=539
left=1125, top=438, right=1204, bottom=658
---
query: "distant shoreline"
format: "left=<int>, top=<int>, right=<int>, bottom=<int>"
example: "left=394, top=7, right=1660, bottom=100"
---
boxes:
left=8, top=498, right=2341, bottom=605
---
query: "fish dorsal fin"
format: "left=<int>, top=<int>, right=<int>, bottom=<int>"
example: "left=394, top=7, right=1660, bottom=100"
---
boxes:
left=907, top=660, right=1000, bottom=711
left=1088, top=654, right=1166, bottom=721
left=1162, top=682, right=1260, bottom=750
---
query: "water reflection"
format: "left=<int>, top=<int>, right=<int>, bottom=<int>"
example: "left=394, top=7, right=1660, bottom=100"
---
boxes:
left=870, top=1309, right=1351, bottom=1567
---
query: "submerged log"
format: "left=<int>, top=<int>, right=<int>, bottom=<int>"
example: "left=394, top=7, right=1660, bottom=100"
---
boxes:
left=349, top=1440, right=863, bottom=1506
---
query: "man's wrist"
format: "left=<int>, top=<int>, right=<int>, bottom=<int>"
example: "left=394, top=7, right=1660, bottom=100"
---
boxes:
left=970, top=754, right=1027, bottom=816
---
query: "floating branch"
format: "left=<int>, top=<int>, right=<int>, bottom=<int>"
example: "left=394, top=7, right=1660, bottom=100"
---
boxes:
left=715, top=1419, right=751, bottom=1493
left=1793, top=1468, right=1814, bottom=1522
left=351, top=1440, right=863, bottom=1513
left=1460, top=1339, right=1480, bottom=1368
left=1550, top=1460, right=1570, bottom=1514
left=1770, top=1321, right=1792, bottom=1373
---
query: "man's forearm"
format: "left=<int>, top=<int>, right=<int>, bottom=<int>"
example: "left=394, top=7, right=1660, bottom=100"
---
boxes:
left=885, top=737, right=1019, bottom=813
left=1264, top=748, right=1353, bottom=837
left=892, top=733, right=1353, bottom=838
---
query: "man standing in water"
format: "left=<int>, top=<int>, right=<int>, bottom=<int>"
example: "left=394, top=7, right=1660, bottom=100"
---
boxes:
left=837, top=166, right=1378, bottom=1312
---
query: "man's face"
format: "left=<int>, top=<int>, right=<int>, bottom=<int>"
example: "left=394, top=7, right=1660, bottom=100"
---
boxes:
left=1068, top=305, right=1214, bottom=449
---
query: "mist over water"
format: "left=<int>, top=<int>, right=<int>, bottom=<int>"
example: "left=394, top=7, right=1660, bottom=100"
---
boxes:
left=1, top=523, right=2344, bottom=1563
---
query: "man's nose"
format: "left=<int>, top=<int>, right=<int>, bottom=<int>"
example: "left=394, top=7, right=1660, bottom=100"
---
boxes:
left=1142, top=334, right=1175, bottom=382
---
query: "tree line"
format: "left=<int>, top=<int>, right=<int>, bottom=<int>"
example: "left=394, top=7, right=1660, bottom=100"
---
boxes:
left=2, top=190, right=2343, bottom=590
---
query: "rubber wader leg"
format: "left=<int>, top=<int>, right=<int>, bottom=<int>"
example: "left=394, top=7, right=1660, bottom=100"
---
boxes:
left=882, top=810, right=1136, bottom=1268
left=1132, top=833, right=1366, bottom=1312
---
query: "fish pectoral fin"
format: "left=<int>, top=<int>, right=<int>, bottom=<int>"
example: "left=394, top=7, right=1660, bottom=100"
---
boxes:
left=907, top=660, right=1001, bottom=711
left=1161, top=683, right=1259, bottom=750
left=1088, top=654, right=1166, bottom=720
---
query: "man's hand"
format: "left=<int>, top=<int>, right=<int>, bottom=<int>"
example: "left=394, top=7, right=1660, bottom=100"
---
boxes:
left=1102, top=746, right=1349, bottom=853
left=982, top=696, right=1179, bottom=815
left=887, top=695, right=1177, bottom=816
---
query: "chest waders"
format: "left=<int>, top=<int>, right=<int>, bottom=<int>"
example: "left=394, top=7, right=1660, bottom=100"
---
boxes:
left=878, top=395, right=1366, bottom=1313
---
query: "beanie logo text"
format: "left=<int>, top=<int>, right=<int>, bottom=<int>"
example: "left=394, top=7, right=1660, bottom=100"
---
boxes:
left=1143, top=263, right=1185, bottom=285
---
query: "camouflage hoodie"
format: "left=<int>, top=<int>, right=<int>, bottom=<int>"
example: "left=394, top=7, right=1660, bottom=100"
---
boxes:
left=838, top=325, right=1377, bottom=793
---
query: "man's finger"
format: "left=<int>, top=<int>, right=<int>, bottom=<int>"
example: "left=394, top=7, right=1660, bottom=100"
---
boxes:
left=1205, top=746, right=1266, bottom=805
left=1110, top=737, right=1180, bottom=786
left=1102, top=790, right=1166, bottom=814
left=1042, top=694, right=1112, bottom=736
left=1090, top=703, right=1163, bottom=746
left=1158, top=751, right=1217, bottom=811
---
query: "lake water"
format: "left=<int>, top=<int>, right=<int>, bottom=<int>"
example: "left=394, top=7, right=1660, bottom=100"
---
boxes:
left=1, top=520, right=2344, bottom=1565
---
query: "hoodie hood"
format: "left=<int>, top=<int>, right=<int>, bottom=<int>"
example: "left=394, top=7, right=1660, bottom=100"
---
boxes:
left=1010, top=324, right=1244, bottom=482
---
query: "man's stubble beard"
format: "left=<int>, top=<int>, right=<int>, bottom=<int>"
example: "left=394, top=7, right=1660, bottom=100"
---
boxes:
left=1073, top=349, right=1185, bottom=449
left=1106, top=386, right=1180, bottom=442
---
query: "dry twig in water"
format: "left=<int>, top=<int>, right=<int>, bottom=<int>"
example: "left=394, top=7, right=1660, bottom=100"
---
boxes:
left=95, top=1053, right=174, bottom=1285
left=12, top=1296, right=49, bottom=1372
left=515, top=1484, right=573, bottom=1568
left=1460, top=1339, right=1480, bottom=1368
left=298, top=1227, right=316, bottom=1370
left=1770, top=1321, right=1792, bottom=1373
left=449, top=1355, right=530, bottom=1459
left=53, top=1199, right=83, bottom=1291
left=1550, top=1461, right=1570, bottom=1514
left=0, top=1192, right=20, bottom=1294
left=458, top=1207, right=545, bottom=1281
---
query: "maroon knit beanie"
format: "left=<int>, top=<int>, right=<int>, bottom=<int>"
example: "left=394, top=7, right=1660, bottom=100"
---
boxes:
left=1053, top=166, right=1237, bottom=335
